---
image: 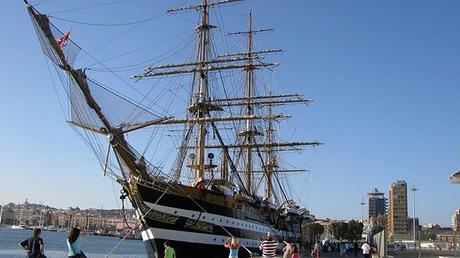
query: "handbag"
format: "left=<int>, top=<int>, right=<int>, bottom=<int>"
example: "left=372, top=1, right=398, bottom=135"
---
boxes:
left=70, top=241, right=88, bottom=258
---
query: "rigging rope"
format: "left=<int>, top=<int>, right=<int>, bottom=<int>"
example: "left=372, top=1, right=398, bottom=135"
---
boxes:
left=48, top=0, right=132, bottom=15
left=48, top=13, right=164, bottom=27
left=85, top=30, right=194, bottom=71
left=105, top=184, right=173, bottom=258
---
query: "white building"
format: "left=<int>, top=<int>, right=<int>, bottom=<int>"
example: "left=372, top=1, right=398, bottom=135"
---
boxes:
left=452, top=209, right=460, bottom=232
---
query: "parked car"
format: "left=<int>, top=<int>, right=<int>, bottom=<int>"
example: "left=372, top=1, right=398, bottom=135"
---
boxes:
left=387, top=243, right=402, bottom=253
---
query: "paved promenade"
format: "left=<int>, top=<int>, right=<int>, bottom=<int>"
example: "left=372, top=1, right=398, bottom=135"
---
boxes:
left=269, top=249, right=460, bottom=257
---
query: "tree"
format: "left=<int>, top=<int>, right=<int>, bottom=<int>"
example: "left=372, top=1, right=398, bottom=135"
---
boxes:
left=331, top=221, right=347, bottom=240
left=331, top=220, right=363, bottom=241
left=304, top=223, right=325, bottom=242
left=347, top=220, right=364, bottom=241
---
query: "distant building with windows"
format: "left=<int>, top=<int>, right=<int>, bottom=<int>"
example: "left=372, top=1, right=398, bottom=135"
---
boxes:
left=421, top=223, right=440, bottom=230
left=387, top=180, right=408, bottom=240
left=368, top=188, right=386, bottom=219
left=452, top=209, right=460, bottom=232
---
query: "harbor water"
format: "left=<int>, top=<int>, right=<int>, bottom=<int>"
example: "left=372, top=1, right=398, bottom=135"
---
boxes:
left=0, top=227, right=147, bottom=258
left=2, top=226, right=457, bottom=258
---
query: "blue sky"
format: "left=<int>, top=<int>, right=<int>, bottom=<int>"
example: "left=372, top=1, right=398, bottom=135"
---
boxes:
left=1, top=0, right=459, bottom=227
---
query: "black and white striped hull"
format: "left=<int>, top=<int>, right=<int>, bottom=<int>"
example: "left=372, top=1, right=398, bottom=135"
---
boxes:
left=141, top=228, right=261, bottom=258
left=134, top=182, right=301, bottom=258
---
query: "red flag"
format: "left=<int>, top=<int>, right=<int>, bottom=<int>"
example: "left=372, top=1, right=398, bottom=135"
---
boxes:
left=57, top=31, right=71, bottom=48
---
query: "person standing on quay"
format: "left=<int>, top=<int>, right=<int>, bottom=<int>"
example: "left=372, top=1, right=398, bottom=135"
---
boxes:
left=224, top=237, right=240, bottom=258
left=19, top=227, right=45, bottom=258
left=282, top=242, right=293, bottom=258
left=313, top=240, right=321, bottom=258
left=291, top=244, right=300, bottom=258
left=67, top=227, right=87, bottom=258
left=164, top=241, right=176, bottom=258
left=361, top=240, right=371, bottom=258
left=259, top=232, right=278, bottom=258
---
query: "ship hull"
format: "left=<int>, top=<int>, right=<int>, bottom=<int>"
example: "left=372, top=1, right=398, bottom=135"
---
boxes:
left=133, top=181, right=303, bottom=258
left=141, top=228, right=261, bottom=258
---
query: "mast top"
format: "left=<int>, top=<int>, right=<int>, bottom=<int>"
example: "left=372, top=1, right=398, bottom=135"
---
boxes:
left=167, top=0, right=243, bottom=13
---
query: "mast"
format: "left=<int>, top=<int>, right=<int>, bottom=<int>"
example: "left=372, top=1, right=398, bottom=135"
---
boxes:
left=243, top=9, right=255, bottom=195
left=264, top=94, right=275, bottom=200
left=195, top=0, right=211, bottom=179
left=0, top=203, right=3, bottom=225
left=225, top=11, right=321, bottom=202
left=229, top=10, right=281, bottom=196
left=161, top=1, right=246, bottom=181
left=230, top=9, right=274, bottom=196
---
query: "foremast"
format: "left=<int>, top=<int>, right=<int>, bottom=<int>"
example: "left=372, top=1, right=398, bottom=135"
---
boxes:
left=190, top=0, right=214, bottom=179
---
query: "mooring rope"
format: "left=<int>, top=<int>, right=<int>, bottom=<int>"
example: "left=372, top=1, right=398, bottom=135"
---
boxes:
left=105, top=183, right=172, bottom=258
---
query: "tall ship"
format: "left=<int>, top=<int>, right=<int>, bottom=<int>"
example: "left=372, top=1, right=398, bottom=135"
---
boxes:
left=24, top=1, right=320, bottom=257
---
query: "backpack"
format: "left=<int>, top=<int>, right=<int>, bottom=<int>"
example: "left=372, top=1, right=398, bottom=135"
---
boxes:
left=27, top=238, right=47, bottom=258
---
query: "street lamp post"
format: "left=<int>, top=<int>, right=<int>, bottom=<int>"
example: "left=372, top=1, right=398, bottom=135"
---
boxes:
left=450, top=170, right=460, bottom=254
left=450, top=170, right=459, bottom=256
left=411, top=186, right=418, bottom=249
left=360, top=197, right=365, bottom=222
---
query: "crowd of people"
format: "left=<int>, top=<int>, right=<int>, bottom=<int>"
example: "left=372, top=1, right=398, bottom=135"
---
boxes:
left=19, top=228, right=375, bottom=258
left=304, top=239, right=377, bottom=258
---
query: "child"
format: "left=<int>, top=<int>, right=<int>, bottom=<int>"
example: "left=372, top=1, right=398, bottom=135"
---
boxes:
left=164, top=241, right=176, bottom=258
left=291, top=244, right=300, bottom=258
left=283, top=243, right=293, bottom=258
left=224, top=237, right=240, bottom=258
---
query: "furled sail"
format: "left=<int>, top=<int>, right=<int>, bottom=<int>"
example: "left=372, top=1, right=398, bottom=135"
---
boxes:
left=68, top=71, right=166, bottom=134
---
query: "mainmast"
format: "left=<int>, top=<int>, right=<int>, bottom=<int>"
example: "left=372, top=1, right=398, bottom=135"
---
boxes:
left=228, top=9, right=276, bottom=195
left=242, top=10, right=257, bottom=195
left=229, top=10, right=276, bottom=196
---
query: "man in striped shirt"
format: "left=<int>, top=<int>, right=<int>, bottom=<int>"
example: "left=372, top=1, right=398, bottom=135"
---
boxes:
left=259, top=232, right=278, bottom=257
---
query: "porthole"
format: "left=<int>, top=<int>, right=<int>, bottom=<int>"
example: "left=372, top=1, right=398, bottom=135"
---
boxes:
left=174, top=211, right=178, bottom=214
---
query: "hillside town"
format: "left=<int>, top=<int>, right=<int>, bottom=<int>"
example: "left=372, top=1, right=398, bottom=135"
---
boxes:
left=0, top=200, right=140, bottom=238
